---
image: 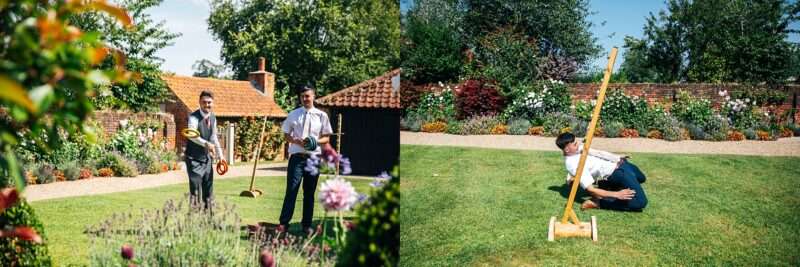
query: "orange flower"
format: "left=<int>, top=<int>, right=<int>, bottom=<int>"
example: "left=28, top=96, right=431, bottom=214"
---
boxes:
left=0, top=227, right=42, bottom=244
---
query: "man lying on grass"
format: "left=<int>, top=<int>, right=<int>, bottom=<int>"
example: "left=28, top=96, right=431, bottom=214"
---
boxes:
left=555, top=132, right=648, bottom=212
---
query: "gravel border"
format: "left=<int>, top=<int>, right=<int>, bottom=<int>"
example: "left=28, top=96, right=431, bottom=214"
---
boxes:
left=25, top=162, right=288, bottom=202
left=401, top=131, right=800, bottom=157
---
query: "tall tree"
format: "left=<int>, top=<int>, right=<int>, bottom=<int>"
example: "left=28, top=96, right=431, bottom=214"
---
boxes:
left=633, top=0, right=800, bottom=83
left=461, top=0, right=600, bottom=68
left=619, top=36, right=659, bottom=83
left=69, top=0, right=180, bottom=112
left=401, top=0, right=465, bottom=84
left=401, top=0, right=599, bottom=86
left=192, top=59, right=228, bottom=79
left=208, top=0, right=400, bottom=108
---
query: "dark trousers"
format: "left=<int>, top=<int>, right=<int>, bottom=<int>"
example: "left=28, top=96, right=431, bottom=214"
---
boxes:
left=596, top=160, right=648, bottom=211
left=186, top=158, right=214, bottom=209
left=279, top=154, right=320, bottom=228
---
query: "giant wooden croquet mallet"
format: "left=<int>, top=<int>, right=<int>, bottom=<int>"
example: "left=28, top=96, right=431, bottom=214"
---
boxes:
left=548, top=47, right=618, bottom=242
left=240, top=116, right=268, bottom=198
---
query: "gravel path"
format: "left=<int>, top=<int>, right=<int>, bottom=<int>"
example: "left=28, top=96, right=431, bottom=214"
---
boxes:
left=25, top=162, right=288, bottom=202
left=401, top=131, right=800, bottom=157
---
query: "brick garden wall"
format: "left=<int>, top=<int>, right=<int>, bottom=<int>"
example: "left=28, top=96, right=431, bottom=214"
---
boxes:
left=93, top=110, right=176, bottom=149
left=402, top=82, right=800, bottom=123
left=164, top=100, right=191, bottom=153
left=569, top=83, right=800, bottom=123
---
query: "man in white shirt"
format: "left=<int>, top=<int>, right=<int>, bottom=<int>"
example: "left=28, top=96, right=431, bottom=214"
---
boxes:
left=185, top=90, right=225, bottom=209
left=279, top=85, right=333, bottom=234
left=555, top=132, right=648, bottom=211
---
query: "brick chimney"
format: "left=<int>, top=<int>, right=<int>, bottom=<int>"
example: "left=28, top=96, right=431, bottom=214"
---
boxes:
left=248, top=57, right=275, bottom=97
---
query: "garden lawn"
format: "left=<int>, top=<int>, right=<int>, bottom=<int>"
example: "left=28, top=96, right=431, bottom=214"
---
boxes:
left=30, top=175, right=373, bottom=266
left=400, top=145, right=800, bottom=266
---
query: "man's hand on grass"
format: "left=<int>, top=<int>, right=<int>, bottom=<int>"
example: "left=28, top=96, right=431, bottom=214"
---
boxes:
left=614, top=188, right=636, bottom=200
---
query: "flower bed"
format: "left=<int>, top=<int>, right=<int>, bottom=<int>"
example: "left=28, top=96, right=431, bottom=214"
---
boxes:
left=402, top=80, right=798, bottom=142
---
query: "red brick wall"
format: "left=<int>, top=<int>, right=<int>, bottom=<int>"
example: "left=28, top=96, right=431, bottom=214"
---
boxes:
left=93, top=110, right=176, bottom=149
left=165, top=100, right=191, bottom=154
left=569, top=83, right=800, bottom=122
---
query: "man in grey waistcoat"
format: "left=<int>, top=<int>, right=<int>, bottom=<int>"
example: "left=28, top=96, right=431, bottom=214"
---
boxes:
left=185, top=90, right=224, bottom=209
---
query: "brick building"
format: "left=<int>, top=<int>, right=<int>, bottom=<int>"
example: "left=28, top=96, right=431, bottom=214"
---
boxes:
left=162, top=57, right=287, bottom=158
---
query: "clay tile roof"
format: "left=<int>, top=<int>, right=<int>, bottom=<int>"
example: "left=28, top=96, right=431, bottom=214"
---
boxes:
left=162, top=74, right=287, bottom=118
left=316, top=69, right=401, bottom=109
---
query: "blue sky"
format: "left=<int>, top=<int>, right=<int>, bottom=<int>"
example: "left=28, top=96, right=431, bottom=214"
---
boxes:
left=149, top=0, right=798, bottom=75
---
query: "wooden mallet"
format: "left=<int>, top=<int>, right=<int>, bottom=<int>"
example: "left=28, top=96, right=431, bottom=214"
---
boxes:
left=548, top=47, right=619, bottom=242
left=240, top=116, right=268, bottom=198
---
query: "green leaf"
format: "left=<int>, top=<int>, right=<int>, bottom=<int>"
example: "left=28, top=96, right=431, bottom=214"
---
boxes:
left=87, top=70, right=111, bottom=85
left=28, top=84, right=54, bottom=114
left=5, top=150, right=25, bottom=192
left=0, top=76, right=37, bottom=113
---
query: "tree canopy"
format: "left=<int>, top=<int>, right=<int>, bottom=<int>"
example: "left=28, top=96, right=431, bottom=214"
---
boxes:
left=69, top=0, right=179, bottom=112
left=208, top=0, right=400, bottom=107
left=622, top=0, right=800, bottom=84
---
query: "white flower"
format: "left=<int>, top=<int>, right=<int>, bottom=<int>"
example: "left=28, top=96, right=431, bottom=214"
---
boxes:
left=438, top=81, right=444, bottom=87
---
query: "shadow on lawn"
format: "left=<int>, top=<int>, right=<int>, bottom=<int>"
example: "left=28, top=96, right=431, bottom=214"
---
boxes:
left=259, top=166, right=287, bottom=172
left=548, top=183, right=590, bottom=201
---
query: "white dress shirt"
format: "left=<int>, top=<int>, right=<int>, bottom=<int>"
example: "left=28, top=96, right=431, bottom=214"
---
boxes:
left=564, top=148, right=622, bottom=189
left=187, top=109, right=224, bottom=159
left=282, top=106, right=333, bottom=155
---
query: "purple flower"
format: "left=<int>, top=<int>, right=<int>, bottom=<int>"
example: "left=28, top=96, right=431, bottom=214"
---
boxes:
left=356, top=193, right=369, bottom=204
left=318, top=178, right=358, bottom=211
left=304, top=155, right=320, bottom=176
left=339, top=157, right=352, bottom=175
left=370, top=171, right=392, bottom=187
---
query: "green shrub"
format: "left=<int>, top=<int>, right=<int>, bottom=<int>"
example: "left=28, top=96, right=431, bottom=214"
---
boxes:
left=97, top=152, right=139, bottom=177
left=60, top=161, right=82, bottom=181
left=108, top=127, right=145, bottom=163
left=337, top=174, right=399, bottom=266
left=658, top=115, right=684, bottom=141
left=743, top=128, right=758, bottom=140
left=34, top=164, right=56, bottom=184
left=503, top=80, right=571, bottom=124
left=400, top=112, right=426, bottom=132
left=412, top=86, right=456, bottom=122
left=573, top=100, right=594, bottom=121
left=788, top=124, right=800, bottom=136
left=460, top=115, right=501, bottom=135
left=602, top=121, right=625, bottom=138
left=507, top=118, right=532, bottom=135
left=685, top=123, right=707, bottom=140
left=542, top=112, right=578, bottom=136
left=0, top=200, right=52, bottom=266
left=571, top=120, right=588, bottom=137
left=234, top=117, right=284, bottom=162
left=445, top=120, right=462, bottom=135
left=671, top=90, right=714, bottom=128
left=704, top=115, right=730, bottom=141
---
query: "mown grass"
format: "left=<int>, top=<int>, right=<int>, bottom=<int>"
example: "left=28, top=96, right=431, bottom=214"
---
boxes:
left=30, top=175, right=372, bottom=266
left=400, top=145, right=800, bottom=266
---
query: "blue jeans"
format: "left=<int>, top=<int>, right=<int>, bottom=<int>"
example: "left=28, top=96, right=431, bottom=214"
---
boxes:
left=279, top=154, right=320, bottom=228
left=596, top=160, right=648, bottom=211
